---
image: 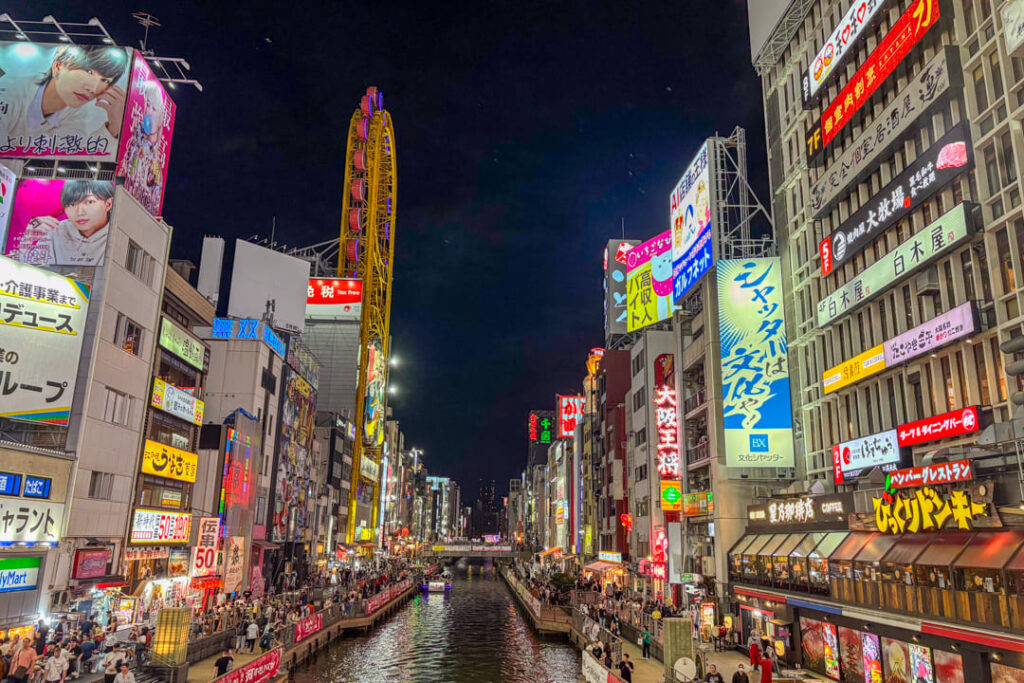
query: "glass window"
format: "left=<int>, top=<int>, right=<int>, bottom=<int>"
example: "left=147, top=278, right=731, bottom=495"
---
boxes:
left=997, top=229, right=1015, bottom=293
left=962, top=251, right=977, bottom=300
left=985, top=145, right=1000, bottom=195
left=137, top=475, right=191, bottom=510
left=125, top=240, right=154, bottom=285
left=88, top=472, right=114, bottom=500
left=149, top=410, right=192, bottom=451
left=976, top=344, right=991, bottom=404
left=102, top=388, right=130, bottom=426
left=991, top=52, right=1004, bottom=100
left=974, top=65, right=989, bottom=113
left=114, top=313, right=143, bottom=356
left=992, top=338, right=1008, bottom=401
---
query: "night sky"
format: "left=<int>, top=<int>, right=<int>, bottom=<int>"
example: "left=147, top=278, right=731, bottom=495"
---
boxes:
left=11, top=0, right=767, bottom=501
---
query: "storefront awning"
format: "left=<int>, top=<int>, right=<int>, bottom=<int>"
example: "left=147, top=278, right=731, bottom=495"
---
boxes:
left=772, top=533, right=806, bottom=558
left=538, top=547, right=561, bottom=557
left=759, top=534, right=791, bottom=558
left=583, top=560, right=619, bottom=572
left=880, top=533, right=935, bottom=565
left=953, top=530, right=1024, bottom=570
left=743, top=534, right=777, bottom=556
left=915, top=531, right=974, bottom=567
left=829, top=532, right=875, bottom=562
left=728, top=535, right=759, bottom=556
left=252, top=540, right=280, bottom=549
left=808, top=531, right=849, bottom=558
left=854, top=533, right=901, bottom=563
left=790, top=532, right=828, bottom=558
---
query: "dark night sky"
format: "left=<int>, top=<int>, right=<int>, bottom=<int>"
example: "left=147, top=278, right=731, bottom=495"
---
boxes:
left=11, top=0, right=767, bottom=501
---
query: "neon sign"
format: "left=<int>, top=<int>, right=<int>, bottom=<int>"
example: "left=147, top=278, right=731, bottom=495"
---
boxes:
left=557, top=395, right=586, bottom=439
left=653, top=385, right=680, bottom=478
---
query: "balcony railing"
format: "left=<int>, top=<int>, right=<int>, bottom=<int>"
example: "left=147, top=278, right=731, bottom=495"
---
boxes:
left=683, top=391, right=706, bottom=414
left=687, top=441, right=710, bottom=465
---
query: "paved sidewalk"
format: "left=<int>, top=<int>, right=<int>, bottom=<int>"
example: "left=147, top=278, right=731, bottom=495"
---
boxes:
left=189, top=648, right=268, bottom=682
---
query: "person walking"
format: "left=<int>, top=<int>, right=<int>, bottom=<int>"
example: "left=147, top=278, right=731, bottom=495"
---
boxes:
left=618, top=653, right=635, bottom=682
left=748, top=632, right=761, bottom=671
left=10, top=637, right=38, bottom=683
left=245, top=621, right=259, bottom=653
left=733, top=664, right=750, bottom=683
left=641, top=629, right=651, bottom=659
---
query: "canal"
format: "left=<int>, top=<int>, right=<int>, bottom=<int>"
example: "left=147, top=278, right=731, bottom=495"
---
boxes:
left=292, top=571, right=581, bottom=682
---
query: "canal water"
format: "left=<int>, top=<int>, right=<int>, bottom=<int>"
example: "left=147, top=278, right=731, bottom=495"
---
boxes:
left=293, top=571, right=581, bottom=682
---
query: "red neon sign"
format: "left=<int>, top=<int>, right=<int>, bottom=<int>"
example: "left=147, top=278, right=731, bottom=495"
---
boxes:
left=653, top=386, right=680, bottom=478
left=898, top=406, right=979, bottom=447
left=887, top=460, right=973, bottom=490
left=820, top=0, right=939, bottom=148
left=306, top=278, right=363, bottom=306
left=557, top=395, right=586, bottom=439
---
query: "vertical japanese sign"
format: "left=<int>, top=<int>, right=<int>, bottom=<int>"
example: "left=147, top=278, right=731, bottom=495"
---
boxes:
left=223, top=536, right=246, bottom=594
left=190, top=517, right=220, bottom=578
left=0, top=255, right=90, bottom=425
left=557, top=395, right=586, bottom=439
left=604, top=239, right=639, bottom=340
left=528, top=410, right=555, bottom=444
left=115, top=53, right=176, bottom=216
left=716, top=258, right=794, bottom=468
left=626, top=231, right=677, bottom=332
left=0, top=164, right=14, bottom=250
left=803, top=0, right=888, bottom=105
left=653, top=385, right=680, bottom=478
left=670, top=140, right=714, bottom=302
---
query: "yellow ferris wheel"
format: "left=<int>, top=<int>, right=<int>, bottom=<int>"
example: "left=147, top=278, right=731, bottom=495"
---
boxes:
left=338, top=87, right=397, bottom=544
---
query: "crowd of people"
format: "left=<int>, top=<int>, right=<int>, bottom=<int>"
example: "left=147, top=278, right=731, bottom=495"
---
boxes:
left=0, top=617, right=144, bottom=683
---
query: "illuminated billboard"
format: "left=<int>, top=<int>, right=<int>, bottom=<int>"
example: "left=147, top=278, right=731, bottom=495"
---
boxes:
left=0, top=165, right=14, bottom=249
left=0, top=42, right=132, bottom=160
left=603, top=239, right=638, bottom=339
left=4, top=178, right=115, bottom=267
left=808, top=48, right=958, bottom=217
left=363, top=337, right=386, bottom=446
left=528, top=410, right=555, bottom=445
left=820, top=123, right=971, bottom=276
left=716, top=258, right=794, bottom=468
left=557, top=395, right=586, bottom=439
left=660, top=481, right=682, bottom=512
left=306, top=278, right=362, bottom=320
left=898, top=406, right=980, bottom=447
left=272, top=366, right=316, bottom=543
left=653, top=384, right=680, bottom=478
left=159, top=317, right=205, bottom=371
left=130, top=509, right=192, bottom=544
left=1005, top=0, right=1024, bottom=58
left=0, top=255, right=91, bottom=425
left=116, top=53, right=176, bottom=216
left=626, top=231, right=676, bottom=332
left=808, top=0, right=940, bottom=161
left=141, top=440, right=198, bottom=483
left=884, top=301, right=977, bottom=365
left=670, top=141, right=714, bottom=302
left=151, top=378, right=204, bottom=425
left=832, top=430, right=902, bottom=484
left=803, top=0, right=888, bottom=105
left=227, top=239, right=310, bottom=334
left=822, top=345, right=884, bottom=395
left=818, top=203, right=973, bottom=327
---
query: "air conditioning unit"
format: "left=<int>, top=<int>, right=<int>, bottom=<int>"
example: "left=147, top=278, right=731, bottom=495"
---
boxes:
left=916, top=265, right=940, bottom=296
left=49, top=591, right=70, bottom=610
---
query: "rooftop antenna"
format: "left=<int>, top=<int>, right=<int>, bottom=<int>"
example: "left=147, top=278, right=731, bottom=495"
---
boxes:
left=131, top=11, right=160, bottom=54
left=621, top=217, right=625, bottom=240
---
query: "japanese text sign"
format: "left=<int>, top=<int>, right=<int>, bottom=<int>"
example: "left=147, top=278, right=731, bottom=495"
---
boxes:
left=832, top=429, right=902, bottom=484
left=716, top=258, right=795, bottom=468
left=873, top=485, right=990, bottom=533
left=817, top=203, right=973, bottom=327
left=886, top=460, right=973, bottom=489
left=660, top=481, right=682, bottom=511
left=142, top=439, right=198, bottom=483
left=22, top=476, right=50, bottom=499
left=898, top=406, right=980, bottom=447
left=820, top=123, right=972, bottom=277
left=823, top=345, right=884, bottom=395
left=557, top=395, right=586, bottom=439
left=0, top=43, right=133, bottom=160
left=808, top=48, right=957, bottom=217
left=213, top=648, right=280, bottom=683
left=0, top=499, right=62, bottom=545
left=305, top=277, right=362, bottom=320
left=747, top=494, right=851, bottom=529
left=0, top=254, right=90, bottom=425
left=670, top=141, right=715, bottom=302
left=211, top=318, right=285, bottom=357
left=529, top=410, right=555, bottom=444
left=115, top=53, right=176, bottom=216
left=884, top=301, right=976, bottom=365
left=803, top=0, right=888, bottom=105
left=605, top=239, right=639, bottom=339
left=809, top=0, right=940, bottom=159
left=130, top=508, right=191, bottom=544
left=294, top=613, right=321, bottom=643
left=681, top=491, right=713, bottom=517
left=159, top=318, right=205, bottom=371
left=0, top=473, right=20, bottom=496
left=72, top=549, right=110, bottom=579
left=223, top=536, right=245, bottom=594
left=151, top=377, right=204, bottom=426
left=653, top=384, right=680, bottom=477
left=191, top=517, right=220, bottom=578
left=626, top=231, right=676, bottom=332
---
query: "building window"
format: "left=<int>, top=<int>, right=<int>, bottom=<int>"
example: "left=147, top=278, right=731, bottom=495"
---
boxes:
left=125, top=240, right=154, bottom=284
left=997, top=229, right=1015, bottom=294
left=88, top=472, right=115, bottom=500
left=636, top=428, right=647, bottom=446
left=114, top=313, right=144, bottom=356
left=137, top=475, right=190, bottom=509
left=102, top=388, right=130, bottom=426
left=973, top=65, right=989, bottom=113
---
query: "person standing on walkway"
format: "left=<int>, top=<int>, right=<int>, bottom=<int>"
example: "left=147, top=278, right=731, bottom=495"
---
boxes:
left=748, top=632, right=761, bottom=671
left=618, top=653, right=634, bottom=682
left=112, top=663, right=135, bottom=683
left=10, top=637, right=39, bottom=683
left=641, top=630, right=651, bottom=659
left=733, top=664, right=750, bottom=683
left=760, top=653, right=774, bottom=683
left=214, top=649, right=233, bottom=677
left=706, top=664, right=725, bottom=683
left=245, top=620, right=259, bottom=653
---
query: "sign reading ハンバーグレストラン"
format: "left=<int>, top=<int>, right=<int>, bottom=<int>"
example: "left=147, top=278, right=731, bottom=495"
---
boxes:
left=716, top=258, right=794, bottom=468
left=0, top=255, right=90, bottom=425
left=817, top=203, right=973, bottom=327
left=670, top=141, right=714, bottom=303
left=809, top=48, right=958, bottom=218
left=820, top=123, right=972, bottom=277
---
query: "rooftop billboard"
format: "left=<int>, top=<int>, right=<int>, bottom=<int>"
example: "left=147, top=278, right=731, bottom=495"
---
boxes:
left=227, top=239, right=311, bottom=334
left=626, top=231, right=676, bottom=332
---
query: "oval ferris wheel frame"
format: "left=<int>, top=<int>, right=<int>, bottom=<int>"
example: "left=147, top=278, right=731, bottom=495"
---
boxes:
left=338, top=90, right=396, bottom=544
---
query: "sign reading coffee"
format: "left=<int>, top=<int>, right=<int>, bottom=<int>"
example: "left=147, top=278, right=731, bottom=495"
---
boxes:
left=747, top=494, right=852, bottom=529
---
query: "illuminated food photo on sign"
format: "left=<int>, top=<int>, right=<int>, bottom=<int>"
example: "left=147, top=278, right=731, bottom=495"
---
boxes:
left=716, top=258, right=795, bottom=468
left=820, top=123, right=972, bottom=277
left=808, top=48, right=958, bottom=217
left=817, top=203, right=974, bottom=327
left=803, top=0, right=888, bottom=106
left=832, top=430, right=902, bottom=484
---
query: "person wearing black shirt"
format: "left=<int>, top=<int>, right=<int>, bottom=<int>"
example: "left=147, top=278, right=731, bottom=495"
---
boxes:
left=618, top=653, right=635, bottom=682
left=214, top=649, right=233, bottom=677
left=706, top=664, right=726, bottom=683
left=733, top=664, right=750, bottom=683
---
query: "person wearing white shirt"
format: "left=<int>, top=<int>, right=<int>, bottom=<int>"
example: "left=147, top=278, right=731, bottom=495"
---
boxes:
left=112, top=664, right=135, bottom=683
left=43, top=645, right=69, bottom=683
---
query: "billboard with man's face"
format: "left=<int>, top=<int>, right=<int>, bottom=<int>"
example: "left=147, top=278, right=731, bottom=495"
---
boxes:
left=0, top=42, right=132, bottom=160
left=3, top=178, right=115, bottom=267
left=116, top=53, right=176, bottom=217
